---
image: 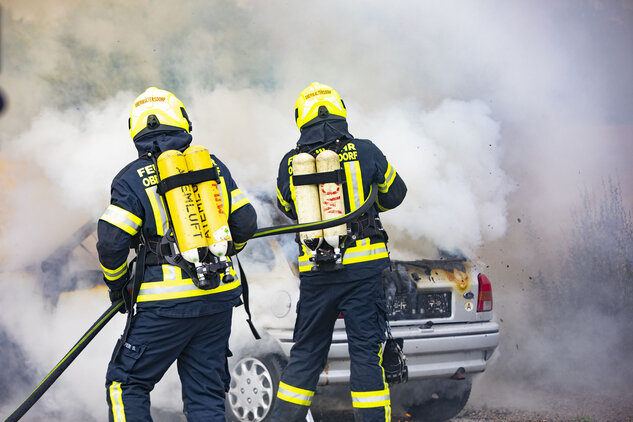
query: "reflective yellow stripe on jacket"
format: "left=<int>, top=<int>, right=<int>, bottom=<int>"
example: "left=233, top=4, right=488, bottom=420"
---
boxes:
left=101, top=261, right=128, bottom=282
left=231, top=188, right=249, bottom=212
left=136, top=264, right=240, bottom=302
left=277, top=187, right=292, bottom=213
left=298, top=239, right=389, bottom=272
left=100, top=204, right=142, bottom=235
left=378, top=163, right=396, bottom=193
left=376, top=162, right=399, bottom=211
left=344, top=160, right=364, bottom=211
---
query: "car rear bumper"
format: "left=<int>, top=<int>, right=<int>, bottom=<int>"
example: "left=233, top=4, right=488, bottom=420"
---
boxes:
left=267, top=321, right=499, bottom=386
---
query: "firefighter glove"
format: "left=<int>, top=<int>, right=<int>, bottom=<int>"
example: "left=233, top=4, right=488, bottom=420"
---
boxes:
left=109, top=287, right=132, bottom=314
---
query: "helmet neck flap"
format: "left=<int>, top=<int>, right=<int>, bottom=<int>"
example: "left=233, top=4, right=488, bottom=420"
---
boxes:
left=297, top=119, right=353, bottom=146
left=133, top=130, right=193, bottom=157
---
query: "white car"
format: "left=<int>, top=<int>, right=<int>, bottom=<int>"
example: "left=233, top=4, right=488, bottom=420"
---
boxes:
left=226, top=236, right=499, bottom=422
left=33, top=220, right=499, bottom=422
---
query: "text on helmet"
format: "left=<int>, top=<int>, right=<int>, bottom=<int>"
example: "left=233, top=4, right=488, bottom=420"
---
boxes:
left=304, top=89, right=332, bottom=100
left=135, top=96, right=166, bottom=107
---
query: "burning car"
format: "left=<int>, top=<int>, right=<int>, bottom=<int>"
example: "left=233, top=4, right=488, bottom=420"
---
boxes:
left=226, top=234, right=499, bottom=422
left=31, top=212, right=499, bottom=422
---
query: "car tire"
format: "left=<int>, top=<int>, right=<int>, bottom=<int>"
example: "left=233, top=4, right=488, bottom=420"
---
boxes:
left=403, top=380, right=472, bottom=422
left=226, top=354, right=285, bottom=422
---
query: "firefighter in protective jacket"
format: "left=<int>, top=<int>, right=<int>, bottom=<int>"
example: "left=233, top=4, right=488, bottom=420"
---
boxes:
left=97, top=87, right=257, bottom=422
left=272, top=82, right=407, bottom=422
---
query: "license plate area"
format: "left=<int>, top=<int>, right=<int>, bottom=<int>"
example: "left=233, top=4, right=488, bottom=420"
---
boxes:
left=387, top=291, right=452, bottom=320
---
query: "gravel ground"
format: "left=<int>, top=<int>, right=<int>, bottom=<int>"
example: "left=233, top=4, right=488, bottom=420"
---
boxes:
left=453, top=394, right=633, bottom=422
left=310, top=391, right=633, bottom=422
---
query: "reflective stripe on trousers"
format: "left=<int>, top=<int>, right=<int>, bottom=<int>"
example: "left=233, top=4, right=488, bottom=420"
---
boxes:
left=351, top=388, right=391, bottom=408
left=276, top=381, right=315, bottom=406
left=109, top=381, right=126, bottom=422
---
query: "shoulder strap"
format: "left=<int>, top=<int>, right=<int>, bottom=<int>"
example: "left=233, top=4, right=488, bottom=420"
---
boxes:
left=236, top=256, right=261, bottom=339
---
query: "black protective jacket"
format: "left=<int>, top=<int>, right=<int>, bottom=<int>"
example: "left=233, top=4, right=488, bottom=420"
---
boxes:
left=97, top=130, right=257, bottom=317
left=276, top=120, right=407, bottom=283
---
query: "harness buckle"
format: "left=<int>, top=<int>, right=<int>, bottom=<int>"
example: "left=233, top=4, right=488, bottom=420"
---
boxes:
left=309, top=247, right=343, bottom=272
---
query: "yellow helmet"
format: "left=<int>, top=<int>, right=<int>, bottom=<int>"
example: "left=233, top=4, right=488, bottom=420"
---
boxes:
left=129, top=87, right=192, bottom=140
left=294, top=82, right=346, bottom=130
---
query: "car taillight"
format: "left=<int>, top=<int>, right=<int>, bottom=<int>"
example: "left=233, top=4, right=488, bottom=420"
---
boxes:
left=477, top=273, right=493, bottom=312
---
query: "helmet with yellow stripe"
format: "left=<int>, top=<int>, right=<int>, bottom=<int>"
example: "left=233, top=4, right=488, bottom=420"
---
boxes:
left=129, top=87, right=192, bottom=140
left=294, top=82, right=347, bottom=131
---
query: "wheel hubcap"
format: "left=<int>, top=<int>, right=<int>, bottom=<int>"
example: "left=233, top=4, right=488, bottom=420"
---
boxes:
left=228, top=357, right=274, bottom=421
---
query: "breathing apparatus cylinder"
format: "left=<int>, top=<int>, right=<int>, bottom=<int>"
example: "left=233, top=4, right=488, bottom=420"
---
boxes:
left=316, top=149, right=346, bottom=248
left=292, top=152, right=323, bottom=251
left=156, top=150, right=206, bottom=263
left=183, top=145, right=232, bottom=258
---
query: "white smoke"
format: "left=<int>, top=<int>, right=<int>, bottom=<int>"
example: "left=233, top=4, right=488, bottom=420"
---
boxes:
left=1, top=0, right=632, bottom=419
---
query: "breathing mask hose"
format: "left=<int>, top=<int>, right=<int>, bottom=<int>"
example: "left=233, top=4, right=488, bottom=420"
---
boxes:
left=252, top=183, right=378, bottom=239
left=3, top=300, right=124, bottom=422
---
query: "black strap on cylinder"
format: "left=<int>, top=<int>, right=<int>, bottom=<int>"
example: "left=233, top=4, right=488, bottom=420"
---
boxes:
left=292, top=169, right=345, bottom=186
left=157, top=168, right=219, bottom=195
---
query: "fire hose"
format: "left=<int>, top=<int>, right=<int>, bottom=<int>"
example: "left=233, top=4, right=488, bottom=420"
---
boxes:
left=4, top=300, right=124, bottom=422
left=4, top=184, right=378, bottom=420
left=251, top=183, right=378, bottom=239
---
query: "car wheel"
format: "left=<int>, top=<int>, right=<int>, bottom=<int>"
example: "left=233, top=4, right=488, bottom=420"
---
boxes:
left=226, top=355, right=284, bottom=422
left=403, top=380, right=471, bottom=422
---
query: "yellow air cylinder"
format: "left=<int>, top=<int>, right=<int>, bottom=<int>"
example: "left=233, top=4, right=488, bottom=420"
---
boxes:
left=184, top=145, right=232, bottom=258
left=293, top=152, right=323, bottom=251
left=316, top=149, right=346, bottom=248
left=156, top=150, right=206, bottom=263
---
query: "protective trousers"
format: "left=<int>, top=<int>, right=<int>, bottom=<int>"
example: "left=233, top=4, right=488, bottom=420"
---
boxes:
left=271, top=274, right=391, bottom=422
left=106, top=308, right=233, bottom=422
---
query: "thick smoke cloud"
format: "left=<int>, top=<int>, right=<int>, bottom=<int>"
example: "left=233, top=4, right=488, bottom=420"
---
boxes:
left=1, top=0, right=631, bottom=419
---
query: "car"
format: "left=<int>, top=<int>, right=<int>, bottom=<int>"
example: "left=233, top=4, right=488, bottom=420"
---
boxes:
left=225, top=233, right=499, bottom=422
left=34, top=213, right=499, bottom=422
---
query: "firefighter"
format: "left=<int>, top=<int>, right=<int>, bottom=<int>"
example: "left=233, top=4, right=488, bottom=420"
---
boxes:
left=97, top=87, right=257, bottom=422
left=272, top=83, right=407, bottom=422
